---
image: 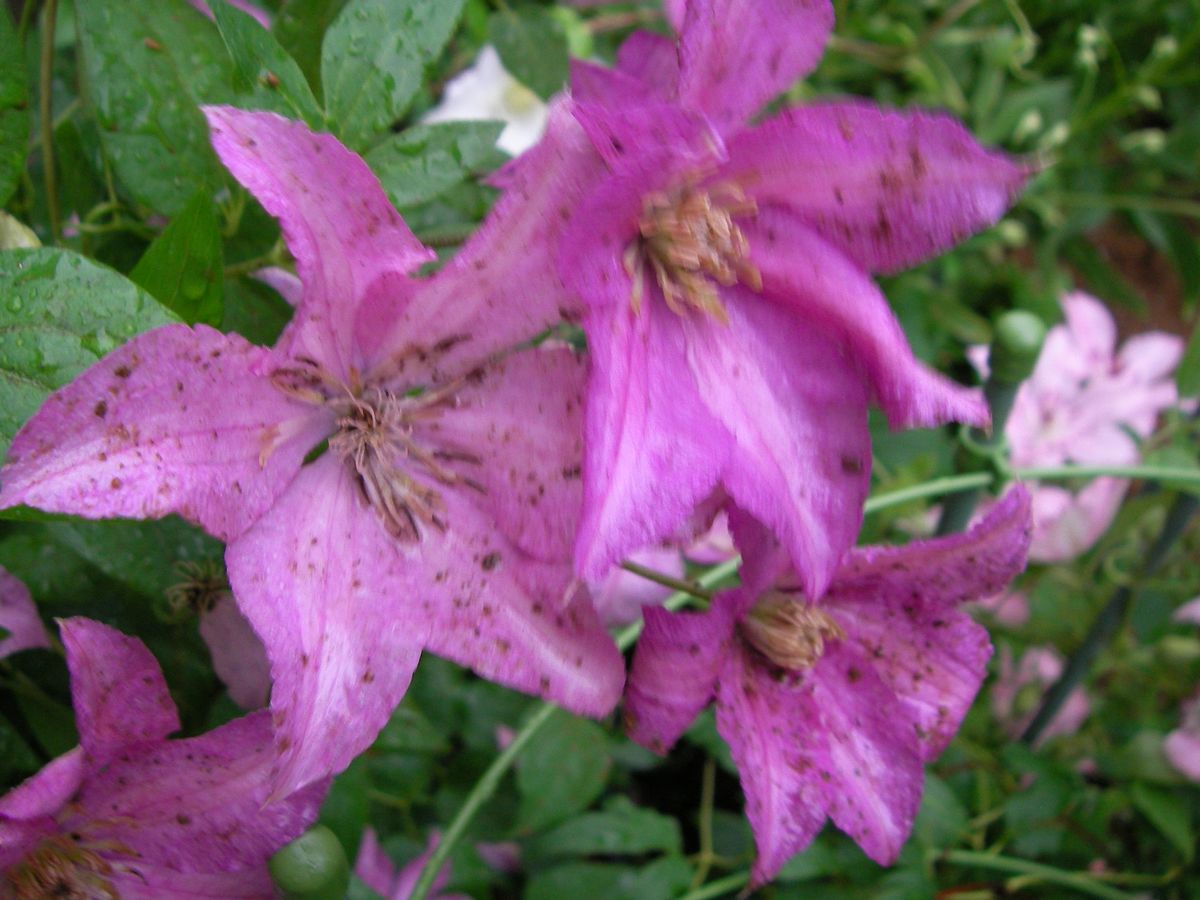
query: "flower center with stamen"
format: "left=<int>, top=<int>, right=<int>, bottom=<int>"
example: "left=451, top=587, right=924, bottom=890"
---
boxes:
left=271, top=363, right=483, bottom=541
left=624, top=179, right=762, bottom=324
left=165, top=560, right=228, bottom=616
left=5, top=835, right=118, bottom=899
left=739, top=591, right=845, bottom=671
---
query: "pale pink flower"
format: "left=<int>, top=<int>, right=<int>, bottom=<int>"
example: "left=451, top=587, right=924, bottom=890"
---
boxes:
left=991, top=645, right=1091, bottom=745
left=0, top=566, right=48, bottom=659
left=1164, top=693, right=1200, bottom=781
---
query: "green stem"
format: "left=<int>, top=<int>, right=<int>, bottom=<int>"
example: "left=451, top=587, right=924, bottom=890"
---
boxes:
left=863, top=473, right=993, bottom=515
left=621, top=561, right=713, bottom=601
left=1017, top=463, right=1200, bottom=485
left=689, top=757, right=717, bottom=890
left=1020, top=493, right=1198, bottom=745
left=408, top=702, right=556, bottom=900
left=38, top=0, right=59, bottom=243
left=677, top=871, right=751, bottom=900
left=940, top=850, right=1138, bottom=899
left=1053, top=191, right=1200, bottom=220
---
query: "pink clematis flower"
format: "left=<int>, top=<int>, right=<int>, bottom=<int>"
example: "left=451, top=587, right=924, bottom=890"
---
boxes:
left=1164, top=693, right=1200, bottom=782
left=624, top=487, right=1031, bottom=885
left=0, top=106, right=622, bottom=797
left=354, top=828, right=468, bottom=900
left=0, top=566, right=48, bottom=659
left=559, top=0, right=1027, bottom=596
left=974, top=291, right=1184, bottom=562
left=0, top=618, right=324, bottom=898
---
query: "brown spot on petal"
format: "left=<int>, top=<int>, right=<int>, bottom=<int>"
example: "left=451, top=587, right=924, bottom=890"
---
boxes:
left=93, top=400, right=108, bottom=418
left=481, top=552, right=500, bottom=571
left=114, top=365, right=132, bottom=378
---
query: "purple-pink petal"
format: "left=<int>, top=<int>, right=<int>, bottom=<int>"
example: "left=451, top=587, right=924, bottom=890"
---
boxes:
left=198, top=593, right=272, bottom=710
left=60, top=618, right=180, bottom=766
left=0, top=325, right=325, bottom=543
left=203, top=106, right=434, bottom=377
left=625, top=597, right=734, bottom=753
left=573, top=293, right=732, bottom=581
left=714, top=641, right=830, bottom=885
left=745, top=211, right=989, bottom=430
left=225, top=459, right=427, bottom=798
left=676, top=0, right=834, bottom=131
left=69, top=712, right=326, bottom=875
left=684, top=289, right=872, bottom=598
left=0, top=566, right=48, bottom=658
left=723, top=101, right=1028, bottom=273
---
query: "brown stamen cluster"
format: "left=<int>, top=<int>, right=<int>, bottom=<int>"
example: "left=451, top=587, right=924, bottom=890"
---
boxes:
left=5, top=836, right=118, bottom=900
left=164, top=559, right=229, bottom=616
left=739, top=591, right=845, bottom=671
left=272, top=362, right=483, bottom=541
left=625, top=179, right=762, bottom=324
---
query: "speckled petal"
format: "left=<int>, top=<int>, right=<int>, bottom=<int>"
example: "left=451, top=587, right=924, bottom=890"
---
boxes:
left=683, top=289, right=872, bottom=598
left=225, top=458, right=427, bottom=798
left=625, top=596, right=735, bottom=753
left=0, top=566, right=48, bottom=658
left=676, top=0, right=833, bottom=130
left=0, top=325, right=326, bottom=543
left=418, top=347, right=587, bottom=563
left=723, top=101, right=1027, bottom=273
left=714, top=641, right=830, bottom=886
left=744, top=212, right=989, bottom=431
left=573, top=293, right=732, bottom=581
left=420, top=488, right=625, bottom=719
left=60, top=618, right=180, bottom=766
left=809, top=642, right=925, bottom=864
left=71, top=711, right=325, bottom=874
left=108, top=866, right=278, bottom=899
left=203, top=106, right=434, bottom=378
left=828, top=487, right=1031, bottom=754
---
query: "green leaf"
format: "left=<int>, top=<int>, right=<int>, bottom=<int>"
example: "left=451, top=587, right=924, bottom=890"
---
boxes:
left=1178, top=318, right=1200, bottom=397
left=321, top=0, right=465, bottom=151
left=130, top=188, right=225, bottom=326
left=211, top=0, right=325, bottom=127
left=275, top=0, right=351, bottom=96
left=0, top=7, right=29, bottom=208
left=43, top=517, right=222, bottom=603
left=75, top=0, right=233, bottom=214
left=14, top=676, right=77, bottom=758
left=488, top=8, right=568, bottom=101
left=528, top=796, right=682, bottom=860
left=0, top=711, right=40, bottom=784
left=1060, top=235, right=1148, bottom=315
left=524, top=858, right=691, bottom=900
left=365, top=121, right=504, bottom=209
left=1131, top=782, right=1195, bottom=861
left=912, top=774, right=969, bottom=849
left=516, top=710, right=611, bottom=832
left=0, top=248, right=179, bottom=458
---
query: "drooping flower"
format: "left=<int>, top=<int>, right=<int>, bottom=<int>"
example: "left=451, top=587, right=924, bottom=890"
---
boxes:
left=624, top=487, right=1031, bottom=885
left=0, top=566, right=48, bottom=659
left=972, top=290, right=1184, bottom=561
left=0, top=106, right=622, bottom=797
left=990, top=645, right=1090, bottom=746
left=354, top=828, right=467, bottom=900
left=0, top=618, right=324, bottom=899
left=423, top=46, right=549, bottom=157
left=560, top=0, right=1027, bottom=596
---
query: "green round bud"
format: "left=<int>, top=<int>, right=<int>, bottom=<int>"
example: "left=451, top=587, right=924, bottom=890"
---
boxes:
left=990, top=310, right=1046, bottom=384
left=268, top=825, right=350, bottom=900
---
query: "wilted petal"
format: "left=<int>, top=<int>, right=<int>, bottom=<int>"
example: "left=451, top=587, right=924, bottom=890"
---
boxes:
left=676, top=0, right=833, bottom=131
left=684, top=290, right=871, bottom=597
left=745, top=212, right=988, bottom=430
left=810, top=643, right=924, bottom=865
left=714, top=642, right=829, bottom=886
left=0, top=325, right=325, bottom=543
left=199, top=594, right=272, bottom=710
left=724, top=101, right=1027, bottom=273
left=203, top=106, right=434, bottom=377
left=573, top=294, right=732, bottom=581
left=60, top=618, right=180, bottom=766
left=625, top=596, right=735, bottom=753
left=71, top=711, right=325, bottom=874
left=420, top=347, right=586, bottom=563
left=420, top=490, right=625, bottom=719
left=0, top=566, right=48, bottom=657
left=226, top=459, right=426, bottom=797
